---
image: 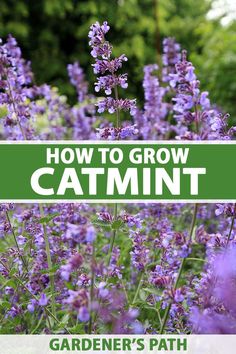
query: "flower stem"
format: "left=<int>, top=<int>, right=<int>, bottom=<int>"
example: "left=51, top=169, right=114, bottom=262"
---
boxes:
left=107, top=203, right=118, bottom=266
left=189, top=203, right=198, bottom=242
left=132, top=272, right=144, bottom=305
left=39, top=204, right=56, bottom=317
left=6, top=211, right=29, bottom=273
left=160, top=203, right=198, bottom=334
left=226, top=203, right=236, bottom=246
left=106, top=85, right=120, bottom=267
left=186, top=257, right=205, bottom=263
left=114, top=86, right=120, bottom=128
left=88, top=244, right=95, bottom=334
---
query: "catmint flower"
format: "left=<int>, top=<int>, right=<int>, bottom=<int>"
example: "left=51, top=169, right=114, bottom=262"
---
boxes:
left=78, top=306, right=90, bottom=322
left=162, top=38, right=181, bottom=82
left=5, top=286, right=14, bottom=295
left=98, top=282, right=109, bottom=298
left=86, top=225, right=96, bottom=243
left=129, top=231, right=149, bottom=271
left=131, top=321, right=144, bottom=334
left=174, top=288, right=185, bottom=303
left=67, top=62, right=88, bottom=102
left=38, top=293, right=48, bottom=307
left=191, top=246, right=236, bottom=333
left=191, top=308, right=236, bottom=334
left=77, top=274, right=91, bottom=287
left=97, top=125, right=138, bottom=140
left=60, top=253, right=83, bottom=281
left=0, top=35, right=34, bottom=139
left=98, top=211, right=113, bottom=222
left=95, top=74, right=128, bottom=94
left=17, top=235, right=27, bottom=245
left=92, top=55, right=127, bottom=75
left=6, top=306, right=21, bottom=318
left=27, top=299, right=37, bottom=313
left=215, top=203, right=236, bottom=217
left=170, top=51, right=203, bottom=126
left=170, top=50, right=235, bottom=139
left=0, top=203, right=14, bottom=212
left=121, top=213, right=142, bottom=228
left=88, top=21, right=111, bottom=59
left=134, top=64, right=169, bottom=139
left=89, top=21, right=136, bottom=119
left=96, top=97, right=136, bottom=115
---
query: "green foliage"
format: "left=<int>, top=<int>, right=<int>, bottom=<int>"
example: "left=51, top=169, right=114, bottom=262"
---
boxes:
left=193, top=25, right=236, bottom=118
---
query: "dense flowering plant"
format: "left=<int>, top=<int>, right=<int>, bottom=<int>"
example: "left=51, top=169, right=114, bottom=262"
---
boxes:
left=0, top=21, right=236, bottom=334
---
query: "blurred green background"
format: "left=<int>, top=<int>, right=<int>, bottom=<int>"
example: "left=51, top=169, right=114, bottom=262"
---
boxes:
left=1, top=0, right=236, bottom=117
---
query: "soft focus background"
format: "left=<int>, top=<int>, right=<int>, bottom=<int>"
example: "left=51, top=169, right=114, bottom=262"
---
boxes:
left=1, top=0, right=236, bottom=117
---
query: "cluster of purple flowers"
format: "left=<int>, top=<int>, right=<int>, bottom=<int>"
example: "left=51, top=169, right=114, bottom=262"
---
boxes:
left=67, top=62, right=88, bottom=103
left=162, top=38, right=181, bottom=83
left=0, top=35, right=33, bottom=139
left=0, top=21, right=236, bottom=335
left=88, top=21, right=137, bottom=139
left=191, top=244, right=236, bottom=333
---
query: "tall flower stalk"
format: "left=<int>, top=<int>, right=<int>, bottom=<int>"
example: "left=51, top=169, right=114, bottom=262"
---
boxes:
left=39, top=205, right=56, bottom=317
left=87, top=21, right=139, bottom=332
left=88, top=21, right=137, bottom=140
left=88, top=21, right=137, bottom=268
left=160, top=204, right=198, bottom=333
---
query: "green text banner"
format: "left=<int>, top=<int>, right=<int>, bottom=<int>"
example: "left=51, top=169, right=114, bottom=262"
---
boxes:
left=0, top=141, right=235, bottom=202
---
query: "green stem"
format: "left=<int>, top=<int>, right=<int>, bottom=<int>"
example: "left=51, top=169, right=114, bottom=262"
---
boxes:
left=6, top=211, right=29, bottom=273
left=132, top=272, right=144, bottom=305
left=106, top=86, right=120, bottom=267
left=31, top=314, right=44, bottom=334
left=226, top=203, right=236, bottom=246
left=45, top=311, right=53, bottom=331
left=39, top=204, right=56, bottom=317
left=194, top=105, right=199, bottom=134
left=114, top=86, right=120, bottom=128
left=160, top=203, right=199, bottom=334
left=107, top=203, right=118, bottom=266
left=186, top=257, right=205, bottom=263
left=122, top=279, right=129, bottom=304
left=189, top=203, right=198, bottom=242
left=88, top=244, right=95, bottom=334
left=155, top=307, right=162, bottom=327
left=92, top=85, right=120, bottom=331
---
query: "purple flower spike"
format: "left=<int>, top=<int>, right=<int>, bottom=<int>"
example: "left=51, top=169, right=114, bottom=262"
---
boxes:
left=89, top=21, right=136, bottom=121
left=67, top=62, right=88, bottom=102
left=162, top=37, right=181, bottom=82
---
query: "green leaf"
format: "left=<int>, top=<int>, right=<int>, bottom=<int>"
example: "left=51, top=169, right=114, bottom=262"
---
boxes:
left=60, top=313, right=70, bottom=325
left=69, top=324, right=86, bottom=334
left=0, top=301, right=11, bottom=310
left=139, top=289, right=147, bottom=301
left=9, top=268, right=17, bottom=277
left=38, top=213, right=59, bottom=224
left=111, top=220, right=123, bottom=230
left=0, top=278, right=15, bottom=291
left=40, top=264, right=59, bottom=275
left=91, top=217, right=111, bottom=231
left=142, top=287, right=162, bottom=296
